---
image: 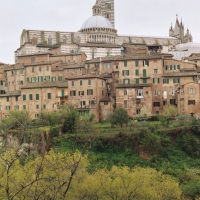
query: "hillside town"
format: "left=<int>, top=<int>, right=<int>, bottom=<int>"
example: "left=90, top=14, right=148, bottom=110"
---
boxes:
left=0, top=0, right=200, bottom=121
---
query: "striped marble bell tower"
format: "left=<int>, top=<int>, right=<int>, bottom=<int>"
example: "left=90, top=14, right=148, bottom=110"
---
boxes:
left=95, top=0, right=115, bottom=28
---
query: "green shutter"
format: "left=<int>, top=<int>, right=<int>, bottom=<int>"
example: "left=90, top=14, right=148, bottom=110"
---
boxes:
left=135, top=60, right=139, bottom=67
left=170, top=65, right=172, bottom=70
left=153, top=78, right=155, bottom=84
left=158, top=78, right=160, bottom=83
left=143, top=79, right=147, bottom=84
left=136, top=78, right=139, bottom=84
left=188, top=100, right=190, bottom=105
left=36, top=94, right=39, bottom=100
left=127, top=70, right=129, bottom=76
left=23, top=95, right=26, bottom=101
left=124, top=61, right=127, bottom=67
left=147, top=60, right=149, bottom=66
left=48, top=93, right=51, bottom=99
left=26, top=77, right=30, bottom=82
left=143, top=69, right=146, bottom=77
left=135, top=70, right=139, bottom=76
left=62, top=89, right=65, bottom=97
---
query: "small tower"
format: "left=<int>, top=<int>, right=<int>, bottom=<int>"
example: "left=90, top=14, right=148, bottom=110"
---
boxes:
left=93, top=1, right=102, bottom=16
left=179, top=18, right=184, bottom=42
left=169, top=23, right=174, bottom=37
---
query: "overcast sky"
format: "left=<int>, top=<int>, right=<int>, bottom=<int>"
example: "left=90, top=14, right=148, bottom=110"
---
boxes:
left=0, top=0, right=200, bottom=64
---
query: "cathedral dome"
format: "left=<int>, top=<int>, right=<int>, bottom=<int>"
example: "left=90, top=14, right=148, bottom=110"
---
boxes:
left=80, top=16, right=113, bottom=30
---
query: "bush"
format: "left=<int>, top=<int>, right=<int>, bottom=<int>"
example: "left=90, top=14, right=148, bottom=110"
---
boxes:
left=110, top=108, right=129, bottom=128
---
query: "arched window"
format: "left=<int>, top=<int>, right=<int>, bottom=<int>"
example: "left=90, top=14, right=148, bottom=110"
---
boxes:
left=48, top=36, right=52, bottom=45
left=63, top=36, right=67, bottom=44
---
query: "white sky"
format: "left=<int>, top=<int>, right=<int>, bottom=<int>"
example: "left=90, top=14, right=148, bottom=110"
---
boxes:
left=0, top=0, right=200, bottom=64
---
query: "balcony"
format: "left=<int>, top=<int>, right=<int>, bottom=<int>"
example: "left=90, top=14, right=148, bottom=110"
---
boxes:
left=56, top=93, right=68, bottom=98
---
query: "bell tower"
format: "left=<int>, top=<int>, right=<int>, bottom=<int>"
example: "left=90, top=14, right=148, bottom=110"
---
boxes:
left=93, top=0, right=115, bottom=28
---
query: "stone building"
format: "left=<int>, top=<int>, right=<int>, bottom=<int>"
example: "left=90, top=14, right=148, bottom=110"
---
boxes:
left=169, top=16, right=193, bottom=43
left=15, top=0, right=181, bottom=63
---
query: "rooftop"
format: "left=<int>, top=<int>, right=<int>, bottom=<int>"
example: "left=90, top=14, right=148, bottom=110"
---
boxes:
left=21, top=81, right=68, bottom=89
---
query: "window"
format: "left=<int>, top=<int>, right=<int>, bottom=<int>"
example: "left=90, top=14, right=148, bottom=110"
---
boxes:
left=123, top=79, right=130, bottom=84
left=154, top=90, right=159, bottom=96
left=23, top=95, right=26, bottom=101
left=46, top=66, right=49, bottom=71
left=31, top=77, right=36, bottom=82
left=104, top=102, right=108, bottom=105
left=143, top=60, right=149, bottom=66
left=165, top=65, right=172, bottom=70
left=6, top=97, right=9, bottom=102
left=170, top=99, right=176, bottom=105
left=163, top=91, right=167, bottom=99
left=47, top=93, right=51, bottom=99
left=80, top=80, right=82, bottom=86
left=15, top=96, right=18, bottom=101
left=102, top=81, right=104, bottom=87
left=31, top=57, right=35, bottom=63
left=26, top=77, right=30, bottom=82
left=95, top=63, right=99, bottom=68
left=38, top=76, right=43, bottom=82
left=89, top=100, right=95, bottom=105
left=52, top=77, right=56, bottom=82
left=14, top=105, right=19, bottom=110
left=190, top=88, right=194, bottom=95
left=172, top=89, right=176, bottom=95
left=58, top=76, right=62, bottom=81
left=154, top=69, right=158, bottom=74
left=135, top=78, right=139, bottom=84
left=174, top=65, right=180, bottom=70
left=188, top=100, right=195, bottom=105
left=36, top=105, right=39, bottom=109
left=5, top=106, right=10, bottom=110
left=153, top=78, right=160, bottom=84
left=143, top=79, right=147, bottom=84
left=43, top=104, right=46, bottom=109
left=88, top=80, right=91, bottom=85
left=70, top=90, right=76, bottom=96
left=87, top=89, right=93, bottom=95
left=135, top=70, right=139, bottom=76
left=102, top=90, right=104, bottom=96
left=36, top=94, right=39, bottom=100
left=72, top=81, right=75, bottom=86
left=153, top=102, right=160, bottom=107
left=124, top=61, right=127, bottom=67
left=104, top=63, right=111, bottom=69
left=78, top=91, right=84, bottom=96
left=39, top=66, right=42, bottom=72
left=124, top=100, right=128, bottom=108
left=163, top=79, right=169, bottom=84
left=20, top=69, right=24, bottom=74
left=48, top=37, right=52, bottom=45
left=87, top=64, right=90, bottom=69
left=163, top=101, right=167, bottom=106
left=122, top=70, right=129, bottom=76
left=35, top=114, right=39, bottom=118
left=20, top=81, right=23, bottom=85
left=124, top=89, right=128, bottom=95
left=137, top=89, right=143, bottom=97
left=136, top=108, right=141, bottom=115
left=135, top=60, right=139, bottom=67
left=45, top=76, right=50, bottom=81
left=23, top=105, right=26, bottom=110
left=32, top=67, right=34, bottom=72
left=29, top=94, right=33, bottom=100
left=116, top=65, right=118, bottom=69
left=173, top=78, right=180, bottom=84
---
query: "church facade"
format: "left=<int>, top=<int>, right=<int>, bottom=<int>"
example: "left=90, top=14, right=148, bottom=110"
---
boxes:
left=15, top=0, right=182, bottom=63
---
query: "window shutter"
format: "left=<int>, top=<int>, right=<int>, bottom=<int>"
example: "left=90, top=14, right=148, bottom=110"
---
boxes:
left=178, top=65, right=180, bottom=70
left=178, top=78, right=180, bottom=83
left=92, top=90, right=93, bottom=95
left=170, top=65, right=172, bottom=70
left=158, top=78, right=160, bottom=83
left=147, top=60, right=149, bottom=66
left=165, top=66, right=167, bottom=70
left=153, top=78, right=155, bottom=83
left=128, top=79, right=130, bottom=84
left=188, top=100, right=190, bottom=105
left=128, top=70, right=129, bottom=76
left=122, top=70, right=124, bottom=76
